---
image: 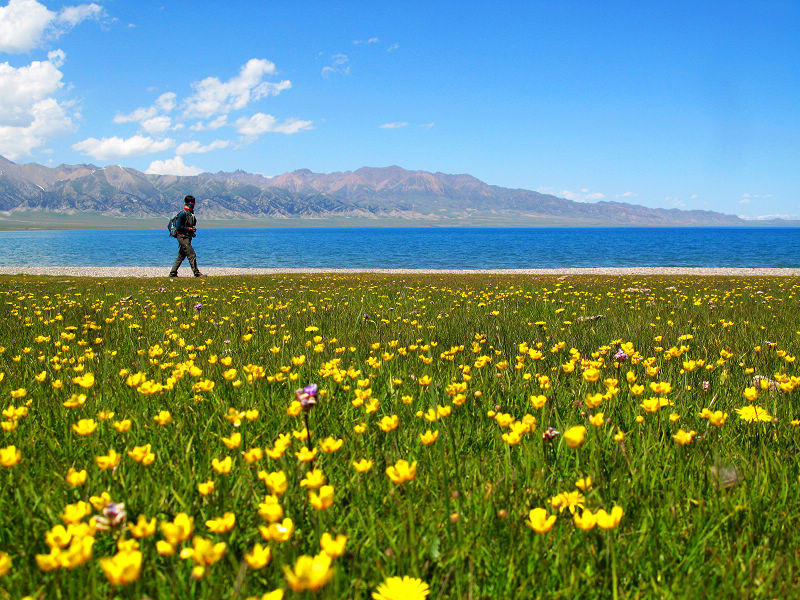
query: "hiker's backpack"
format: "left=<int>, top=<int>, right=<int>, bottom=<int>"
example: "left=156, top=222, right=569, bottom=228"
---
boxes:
left=167, top=212, right=181, bottom=237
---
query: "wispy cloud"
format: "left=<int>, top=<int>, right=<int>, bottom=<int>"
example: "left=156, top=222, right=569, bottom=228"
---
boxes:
left=321, top=53, right=350, bottom=78
left=740, top=192, right=773, bottom=205
left=176, top=140, right=230, bottom=155
left=387, top=42, right=399, bottom=52
left=560, top=188, right=605, bottom=202
left=418, top=122, right=435, bottom=129
left=380, top=121, right=408, bottom=129
left=353, top=37, right=379, bottom=45
left=0, top=0, right=105, bottom=53
left=235, top=113, right=313, bottom=137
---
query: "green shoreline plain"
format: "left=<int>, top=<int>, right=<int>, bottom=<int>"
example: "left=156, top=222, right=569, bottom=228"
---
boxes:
left=1, top=273, right=800, bottom=599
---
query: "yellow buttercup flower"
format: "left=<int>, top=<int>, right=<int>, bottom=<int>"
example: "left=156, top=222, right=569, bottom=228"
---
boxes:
left=595, top=506, right=624, bottom=530
left=563, top=426, right=586, bottom=449
left=259, top=518, right=294, bottom=543
left=129, top=515, right=156, bottom=538
left=260, top=470, right=288, bottom=495
left=300, top=469, right=326, bottom=489
left=161, top=513, right=194, bottom=545
left=221, top=432, right=241, bottom=449
left=526, top=508, right=556, bottom=534
left=198, top=480, right=215, bottom=496
left=0, top=551, right=10, bottom=577
left=113, top=419, right=132, bottom=433
left=386, top=459, right=417, bottom=484
left=0, top=445, right=22, bottom=468
left=244, top=543, right=272, bottom=569
left=72, top=373, right=95, bottom=388
left=373, top=575, right=430, bottom=600
left=179, top=536, right=226, bottom=579
left=309, top=485, right=334, bottom=510
left=295, top=447, right=317, bottom=462
left=419, top=429, right=439, bottom=445
left=573, top=509, right=597, bottom=530
left=205, top=512, right=235, bottom=533
left=153, top=410, right=172, bottom=426
left=96, top=450, right=120, bottom=470
left=353, top=458, right=373, bottom=473
left=72, top=418, right=97, bottom=436
left=320, top=532, right=347, bottom=557
left=66, top=467, right=87, bottom=486
left=672, top=429, right=696, bottom=445
left=99, top=549, right=142, bottom=586
left=319, top=436, right=344, bottom=453
left=283, top=551, right=334, bottom=592
left=212, top=456, right=233, bottom=474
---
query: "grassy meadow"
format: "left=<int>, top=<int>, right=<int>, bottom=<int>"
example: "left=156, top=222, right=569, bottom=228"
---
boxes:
left=1, top=273, right=800, bottom=599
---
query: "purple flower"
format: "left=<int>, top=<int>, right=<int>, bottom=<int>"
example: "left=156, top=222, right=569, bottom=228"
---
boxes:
left=702, top=381, right=711, bottom=391
left=194, top=303, right=203, bottom=311
left=295, top=383, right=319, bottom=409
left=542, top=427, right=560, bottom=441
left=613, top=348, right=629, bottom=362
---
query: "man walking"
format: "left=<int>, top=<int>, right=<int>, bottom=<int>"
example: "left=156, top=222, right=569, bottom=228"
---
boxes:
left=169, top=195, right=204, bottom=277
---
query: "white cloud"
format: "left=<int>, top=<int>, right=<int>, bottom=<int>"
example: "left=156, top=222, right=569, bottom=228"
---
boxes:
left=560, top=189, right=605, bottom=202
left=0, top=50, right=75, bottom=157
left=0, top=56, right=64, bottom=125
left=0, top=0, right=103, bottom=53
left=616, top=191, right=637, bottom=198
left=380, top=121, right=407, bottom=129
left=114, top=92, right=178, bottom=126
left=235, top=113, right=312, bottom=137
left=353, top=37, right=379, bottom=45
left=418, top=122, right=435, bottom=128
left=145, top=156, right=202, bottom=176
left=72, top=134, right=174, bottom=160
left=176, top=139, right=230, bottom=155
left=183, top=58, right=291, bottom=119
left=190, top=115, right=228, bottom=131
left=321, top=53, right=350, bottom=78
left=141, top=116, right=171, bottom=134
left=155, top=92, right=177, bottom=112
left=0, top=97, right=73, bottom=159
left=387, top=43, right=399, bottom=52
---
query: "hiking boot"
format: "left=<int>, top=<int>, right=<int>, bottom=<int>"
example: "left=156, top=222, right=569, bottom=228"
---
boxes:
left=168, top=273, right=178, bottom=278
left=194, top=272, right=206, bottom=278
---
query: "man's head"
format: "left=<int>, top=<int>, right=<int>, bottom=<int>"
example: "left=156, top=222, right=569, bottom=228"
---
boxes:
left=184, top=195, right=196, bottom=210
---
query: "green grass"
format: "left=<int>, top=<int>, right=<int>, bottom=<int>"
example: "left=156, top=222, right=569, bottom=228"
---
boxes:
left=1, top=273, right=799, bottom=599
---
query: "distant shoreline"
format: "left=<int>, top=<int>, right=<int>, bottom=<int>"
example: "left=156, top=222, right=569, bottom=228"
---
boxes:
left=2, top=266, right=799, bottom=278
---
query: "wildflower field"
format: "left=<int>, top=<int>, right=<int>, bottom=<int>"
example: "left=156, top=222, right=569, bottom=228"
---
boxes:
left=2, top=273, right=800, bottom=599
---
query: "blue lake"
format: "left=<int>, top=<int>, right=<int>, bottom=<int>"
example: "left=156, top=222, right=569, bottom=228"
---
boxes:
left=0, top=227, right=798, bottom=269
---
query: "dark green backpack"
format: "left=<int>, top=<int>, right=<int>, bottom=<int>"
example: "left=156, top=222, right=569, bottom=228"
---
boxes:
left=167, top=212, right=181, bottom=237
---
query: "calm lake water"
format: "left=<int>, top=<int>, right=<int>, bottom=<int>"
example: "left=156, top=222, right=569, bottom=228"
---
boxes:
left=0, top=227, right=798, bottom=269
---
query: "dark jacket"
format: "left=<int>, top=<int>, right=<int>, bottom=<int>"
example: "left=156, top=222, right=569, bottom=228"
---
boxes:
left=175, top=209, right=197, bottom=237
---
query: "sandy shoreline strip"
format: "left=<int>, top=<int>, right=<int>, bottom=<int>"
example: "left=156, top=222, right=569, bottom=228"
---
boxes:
left=1, top=266, right=799, bottom=278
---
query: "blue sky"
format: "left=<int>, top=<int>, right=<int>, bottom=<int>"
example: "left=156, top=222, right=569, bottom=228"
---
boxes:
left=0, top=0, right=798, bottom=218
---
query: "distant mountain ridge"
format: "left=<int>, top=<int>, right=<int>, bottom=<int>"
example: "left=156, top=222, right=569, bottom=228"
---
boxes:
left=0, top=156, right=785, bottom=226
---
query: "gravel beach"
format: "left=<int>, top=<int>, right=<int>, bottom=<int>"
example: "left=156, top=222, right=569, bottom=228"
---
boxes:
left=1, top=266, right=800, bottom=277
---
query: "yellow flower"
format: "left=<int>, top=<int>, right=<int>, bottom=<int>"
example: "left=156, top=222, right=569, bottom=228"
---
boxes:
left=72, top=418, right=97, bottom=436
left=549, top=490, right=585, bottom=514
left=113, top=419, right=132, bottom=433
left=61, top=500, right=91, bottom=524
left=243, top=447, right=263, bottom=463
left=0, top=551, right=10, bottom=577
left=378, top=415, right=399, bottom=432
left=127, top=444, right=155, bottom=465
left=736, top=405, right=773, bottom=423
left=573, top=509, right=597, bottom=530
left=244, top=543, right=272, bottom=569
left=575, top=476, right=592, bottom=491
left=283, top=551, right=334, bottom=592
left=582, top=368, right=600, bottom=382
left=153, top=410, right=172, bottom=426
left=417, top=375, right=432, bottom=386
left=63, top=393, right=86, bottom=408
left=260, top=470, right=288, bottom=495
left=258, top=495, right=284, bottom=523
left=212, top=456, right=233, bottom=474
left=588, top=412, right=604, bottom=427
left=708, top=411, right=728, bottom=427
left=672, top=429, right=696, bottom=445
left=221, top=432, right=241, bottom=449
left=10, top=388, right=26, bottom=399
left=373, top=575, right=430, bottom=600
left=129, top=515, right=156, bottom=538
left=161, top=513, right=194, bottom=545
left=89, top=491, right=112, bottom=510
left=156, top=540, right=175, bottom=556
left=743, top=386, right=759, bottom=402
left=386, top=459, right=417, bottom=484
left=198, top=480, right=215, bottom=496
left=525, top=508, right=556, bottom=533
left=309, top=485, right=335, bottom=510
left=563, top=425, right=586, bottom=449
left=319, top=436, right=344, bottom=453
left=300, top=468, right=326, bottom=489
left=205, top=512, right=235, bottom=533
left=0, top=445, right=22, bottom=468
left=320, top=532, right=347, bottom=558
left=595, top=506, right=624, bottom=530
left=72, top=373, right=95, bottom=388
left=419, top=429, right=439, bottom=445
left=295, top=446, right=317, bottom=462
left=96, top=449, right=120, bottom=470
left=353, top=458, right=373, bottom=473
left=99, top=549, right=142, bottom=586
left=259, top=518, right=294, bottom=543
left=66, top=467, right=87, bottom=487
left=179, top=536, right=226, bottom=579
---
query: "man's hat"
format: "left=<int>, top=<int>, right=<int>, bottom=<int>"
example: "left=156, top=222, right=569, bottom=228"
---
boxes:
left=184, top=195, right=196, bottom=205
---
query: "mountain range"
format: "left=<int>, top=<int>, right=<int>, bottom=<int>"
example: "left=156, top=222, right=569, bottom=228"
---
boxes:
left=0, top=155, right=787, bottom=227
